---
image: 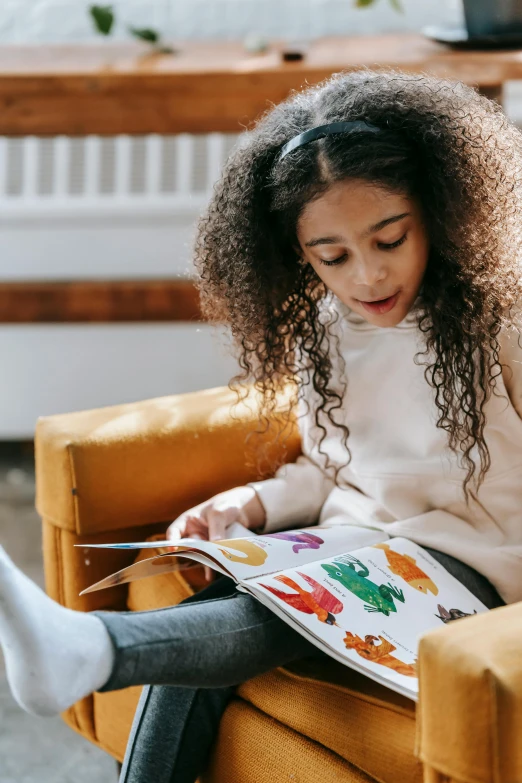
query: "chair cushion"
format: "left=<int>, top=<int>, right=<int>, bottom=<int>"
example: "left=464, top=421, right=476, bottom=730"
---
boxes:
left=126, top=542, right=421, bottom=783
left=237, top=661, right=420, bottom=783
left=93, top=686, right=143, bottom=761
left=202, top=698, right=378, bottom=783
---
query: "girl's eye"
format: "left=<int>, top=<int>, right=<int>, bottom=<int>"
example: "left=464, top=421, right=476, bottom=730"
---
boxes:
left=378, top=234, right=407, bottom=251
left=319, top=254, right=347, bottom=267
left=319, top=234, right=407, bottom=266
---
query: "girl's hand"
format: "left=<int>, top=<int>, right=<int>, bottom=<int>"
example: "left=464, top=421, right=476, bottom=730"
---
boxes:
left=166, top=486, right=266, bottom=582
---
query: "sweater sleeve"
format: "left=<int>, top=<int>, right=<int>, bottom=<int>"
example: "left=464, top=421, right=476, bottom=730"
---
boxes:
left=247, top=381, right=337, bottom=534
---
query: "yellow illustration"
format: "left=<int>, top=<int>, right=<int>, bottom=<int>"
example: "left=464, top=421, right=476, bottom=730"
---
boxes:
left=373, top=543, right=439, bottom=595
left=214, top=538, right=268, bottom=566
left=343, top=632, right=417, bottom=678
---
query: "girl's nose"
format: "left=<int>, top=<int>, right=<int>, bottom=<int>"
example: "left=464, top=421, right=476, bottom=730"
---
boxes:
left=352, top=255, right=387, bottom=287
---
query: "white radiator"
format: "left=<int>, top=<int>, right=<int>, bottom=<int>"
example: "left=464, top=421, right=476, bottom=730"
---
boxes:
left=0, top=133, right=243, bottom=435
left=0, top=133, right=240, bottom=280
left=0, top=133, right=240, bottom=217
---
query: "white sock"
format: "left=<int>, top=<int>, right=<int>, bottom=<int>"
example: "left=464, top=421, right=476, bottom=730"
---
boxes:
left=0, top=545, right=115, bottom=717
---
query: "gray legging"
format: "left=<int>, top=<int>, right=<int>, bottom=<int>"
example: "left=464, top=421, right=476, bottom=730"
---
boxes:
left=93, top=547, right=504, bottom=783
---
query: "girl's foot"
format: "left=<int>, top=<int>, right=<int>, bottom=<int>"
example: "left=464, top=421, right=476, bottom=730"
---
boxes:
left=0, top=545, right=114, bottom=716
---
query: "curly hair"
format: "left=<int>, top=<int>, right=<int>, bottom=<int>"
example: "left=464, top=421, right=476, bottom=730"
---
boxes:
left=193, top=68, right=522, bottom=503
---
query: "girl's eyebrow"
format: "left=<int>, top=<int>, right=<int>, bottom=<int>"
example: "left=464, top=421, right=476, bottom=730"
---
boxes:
left=304, top=212, right=411, bottom=248
left=363, top=212, right=411, bottom=238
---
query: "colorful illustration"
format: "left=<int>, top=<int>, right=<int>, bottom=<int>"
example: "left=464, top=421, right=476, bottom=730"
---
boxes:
left=373, top=543, right=439, bottom=595
left=267, top=532, right=325, bottom=553
left=435, top=605, right=478, bottom=624
left=343, top=632, right=417, bottom=678
left=260, top=572, right=343, bottom=625
left=321, top=556, right=405, bottom=615
left=214, top=538, right=268, bottom=566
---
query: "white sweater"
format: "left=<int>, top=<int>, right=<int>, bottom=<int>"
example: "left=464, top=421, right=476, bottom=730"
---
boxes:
left=248, top=294, right=522, bottom=604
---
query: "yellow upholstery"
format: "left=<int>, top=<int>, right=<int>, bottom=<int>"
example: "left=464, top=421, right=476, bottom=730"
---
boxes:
left=202, top=699, right=378, bottom=783
left=417, top=601, right=522, bottom=783
left=35, top=384, right=522, bottom=783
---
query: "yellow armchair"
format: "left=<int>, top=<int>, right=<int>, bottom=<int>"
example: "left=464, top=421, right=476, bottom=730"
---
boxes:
left=34, top=385, right=522, bottom=783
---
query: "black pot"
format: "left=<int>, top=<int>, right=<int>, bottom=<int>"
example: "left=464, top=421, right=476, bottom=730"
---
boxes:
left=463, top=0, right=522, bottom=37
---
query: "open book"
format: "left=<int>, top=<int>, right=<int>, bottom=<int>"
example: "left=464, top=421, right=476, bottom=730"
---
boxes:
left=78, top=524, right=488, bottom=700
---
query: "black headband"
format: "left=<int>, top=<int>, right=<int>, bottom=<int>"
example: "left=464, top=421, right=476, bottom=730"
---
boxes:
left=278, top=120, right=381, bottom=161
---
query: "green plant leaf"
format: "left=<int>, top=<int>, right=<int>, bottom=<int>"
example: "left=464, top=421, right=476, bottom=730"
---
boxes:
left=155, top=45, right=176, bottom=54
left=129, top=26, right=160, bottom=44
left=89, top=5, right=114, bottom=35
left=354, top=0, right=402, bottom=8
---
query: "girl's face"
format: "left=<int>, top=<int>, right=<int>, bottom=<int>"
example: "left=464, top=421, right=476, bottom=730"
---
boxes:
left=296, top=179, right=429, bottom=328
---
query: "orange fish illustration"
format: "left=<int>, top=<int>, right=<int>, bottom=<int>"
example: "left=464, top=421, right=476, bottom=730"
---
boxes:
left=373, top=543, right=438, bottom=595
left=344, top=632, right=417, bottom=678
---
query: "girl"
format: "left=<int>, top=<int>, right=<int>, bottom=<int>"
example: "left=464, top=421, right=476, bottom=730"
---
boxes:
left=1, top=69, right=522, bottom=783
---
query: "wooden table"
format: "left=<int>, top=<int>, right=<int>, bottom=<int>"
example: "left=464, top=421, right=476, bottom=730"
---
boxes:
left=1, top=33, right=520, bottom=322
left=0, top=33, right=520, bottom=136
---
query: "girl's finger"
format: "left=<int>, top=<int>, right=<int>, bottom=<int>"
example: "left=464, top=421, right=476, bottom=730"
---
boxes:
left=185, top=516, right=209, bottom=540
left=207, top=510, right=228, bottom=542
left=166, top=520, right=185, bottom=541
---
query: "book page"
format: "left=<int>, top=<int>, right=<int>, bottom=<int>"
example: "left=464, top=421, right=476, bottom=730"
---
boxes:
left=79, top=550, right=234, bottom=595
left=244, top=537, right=489, bottom=699
left=80, top=524, right=389, bottom=588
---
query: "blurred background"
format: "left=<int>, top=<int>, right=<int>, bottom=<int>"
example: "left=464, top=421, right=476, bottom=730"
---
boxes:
left=0, top=0, right=468, bottom=439
left=2, top=0, right=522, bottom=780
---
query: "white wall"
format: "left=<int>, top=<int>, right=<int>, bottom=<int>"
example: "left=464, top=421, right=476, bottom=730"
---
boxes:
left=0, top=213, right=199, bottom=280
left=0, top=324, right=240, bottom=438
left=0, top=0, right=464, bottom=43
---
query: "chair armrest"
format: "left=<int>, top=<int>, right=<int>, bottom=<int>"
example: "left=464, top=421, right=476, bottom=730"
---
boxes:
left=38, top=383, right=300, bottom=616
left=416, top=601, right=522, bottom=783
left=35, top=383, right=299, bottom=746
left=35, top=383, right=300, bottom=536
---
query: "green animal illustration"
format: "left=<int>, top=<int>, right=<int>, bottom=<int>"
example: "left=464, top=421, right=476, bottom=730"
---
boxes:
left=321, top=556, right=405, bottom=616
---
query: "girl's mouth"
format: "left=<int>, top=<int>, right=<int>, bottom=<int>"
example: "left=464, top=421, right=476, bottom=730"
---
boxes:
left=359, top=292, right=399, bottom=315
